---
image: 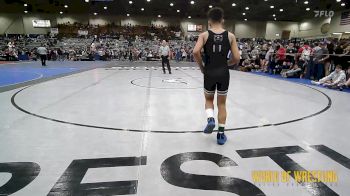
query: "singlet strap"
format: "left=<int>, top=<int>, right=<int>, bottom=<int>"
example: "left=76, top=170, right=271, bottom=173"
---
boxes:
left=208, top=30, right=227, bottom=35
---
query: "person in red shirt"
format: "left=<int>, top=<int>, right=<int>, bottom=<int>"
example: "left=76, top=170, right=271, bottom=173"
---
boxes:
left=297, top=42, right=312, bottom=78
left=297, top=42, right=311, bottom=61
left=276, top=43, right=286, bottom=65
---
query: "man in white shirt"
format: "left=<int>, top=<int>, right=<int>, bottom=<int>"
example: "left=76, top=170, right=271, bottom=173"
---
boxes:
left=37, top=44, right=48, bottom=66
left=159, top=40, right=171, bottom=74
left=311, top=65, right=346, bottom=89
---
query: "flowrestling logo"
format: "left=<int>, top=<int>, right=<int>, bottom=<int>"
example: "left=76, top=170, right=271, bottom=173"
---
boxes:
left=314, top=10, right=335, bottom=18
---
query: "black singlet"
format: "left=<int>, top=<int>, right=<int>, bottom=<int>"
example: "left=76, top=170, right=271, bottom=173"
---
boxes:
left=203, top=30, right=231, bottom=95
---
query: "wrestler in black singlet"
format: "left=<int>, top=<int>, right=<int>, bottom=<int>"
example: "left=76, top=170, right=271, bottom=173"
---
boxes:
left=203, top=30, right=231, bottom=95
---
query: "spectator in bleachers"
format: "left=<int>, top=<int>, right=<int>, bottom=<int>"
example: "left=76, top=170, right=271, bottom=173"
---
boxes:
left=175, top=48, right=182, bottom=62
left=57, top=48, right=64, bottom=61
left=276, top=43, right=286, bottom=66
left=240, top=44, right=249, bottom=65
left=286, top=43, right=296, bottom=67
left=340, top=45, right=350, bottom=70
left=250, top=46, right=260, bottom=68
left=259, top=44, right=268, bottom=67
left=239, top=58, right=259, bottom=72
left=344, top=67, right=350, bottom=89
left=298, top=42, right=312, bottom=78
left=333, top=42, right=345, bottom=70
left=298, top=42, right=311, bottom=63
left=262, top=44, right=274, bottom=72
left=181, top=48, right=187, bottom=61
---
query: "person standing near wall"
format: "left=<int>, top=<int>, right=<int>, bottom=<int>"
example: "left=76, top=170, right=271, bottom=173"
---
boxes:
left=37, top=44, right=48, bottom=66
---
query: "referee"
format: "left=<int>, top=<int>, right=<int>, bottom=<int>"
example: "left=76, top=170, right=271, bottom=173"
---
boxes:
left=37, top=44, right=48, bottom=66
left=159, top=40, right=172, bottom=74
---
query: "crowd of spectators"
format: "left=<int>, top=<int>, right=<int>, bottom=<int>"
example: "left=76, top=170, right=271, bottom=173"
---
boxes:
left=0, top=35, right=57, bottom=61
left=57, top=22, right=182, bottom=41
left=1, top=23, right=350, bottom=90
left=0, top=23, right=194, bottom=62
left=235, top=38, right=350, bottom=90
left=0, top=36, right=196, bottom=63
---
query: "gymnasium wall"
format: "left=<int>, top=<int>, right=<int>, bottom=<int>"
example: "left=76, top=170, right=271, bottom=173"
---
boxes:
left=298, top=17, right=332, bottom=38
left=234, top=21, right=267, bottom=38
left=0, top=10, right=349, bottom=39
left=121, top=16, right=148, bottom=26
left=329, top=11, right=350, bottom=33
left=0, top=15, right=24, bottom=34
left=265, top=21, right=299, bottom=39
left=22, top=14, right=57, bottom=35
left=56, top=15, right=89, bottom=25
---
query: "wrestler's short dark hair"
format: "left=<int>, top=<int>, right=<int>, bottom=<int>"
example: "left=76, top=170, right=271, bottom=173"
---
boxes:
left=208, top=7, right=224, bottom=22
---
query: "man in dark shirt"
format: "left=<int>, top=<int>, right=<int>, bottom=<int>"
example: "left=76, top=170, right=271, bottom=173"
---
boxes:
left=326, top=41, right=335, bottom=75
left=314, top=42, right=329, bottom=80
left=286, top=43, right=296, bottom=67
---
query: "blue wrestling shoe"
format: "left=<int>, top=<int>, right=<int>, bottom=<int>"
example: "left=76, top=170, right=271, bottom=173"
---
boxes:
left=204, top=118, right=215, bottom=134
left=217, top=132, right=227, bottom=145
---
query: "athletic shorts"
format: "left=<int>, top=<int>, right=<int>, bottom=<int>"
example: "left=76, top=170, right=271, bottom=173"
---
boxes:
left=204, top=71, right=230, bottom=96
